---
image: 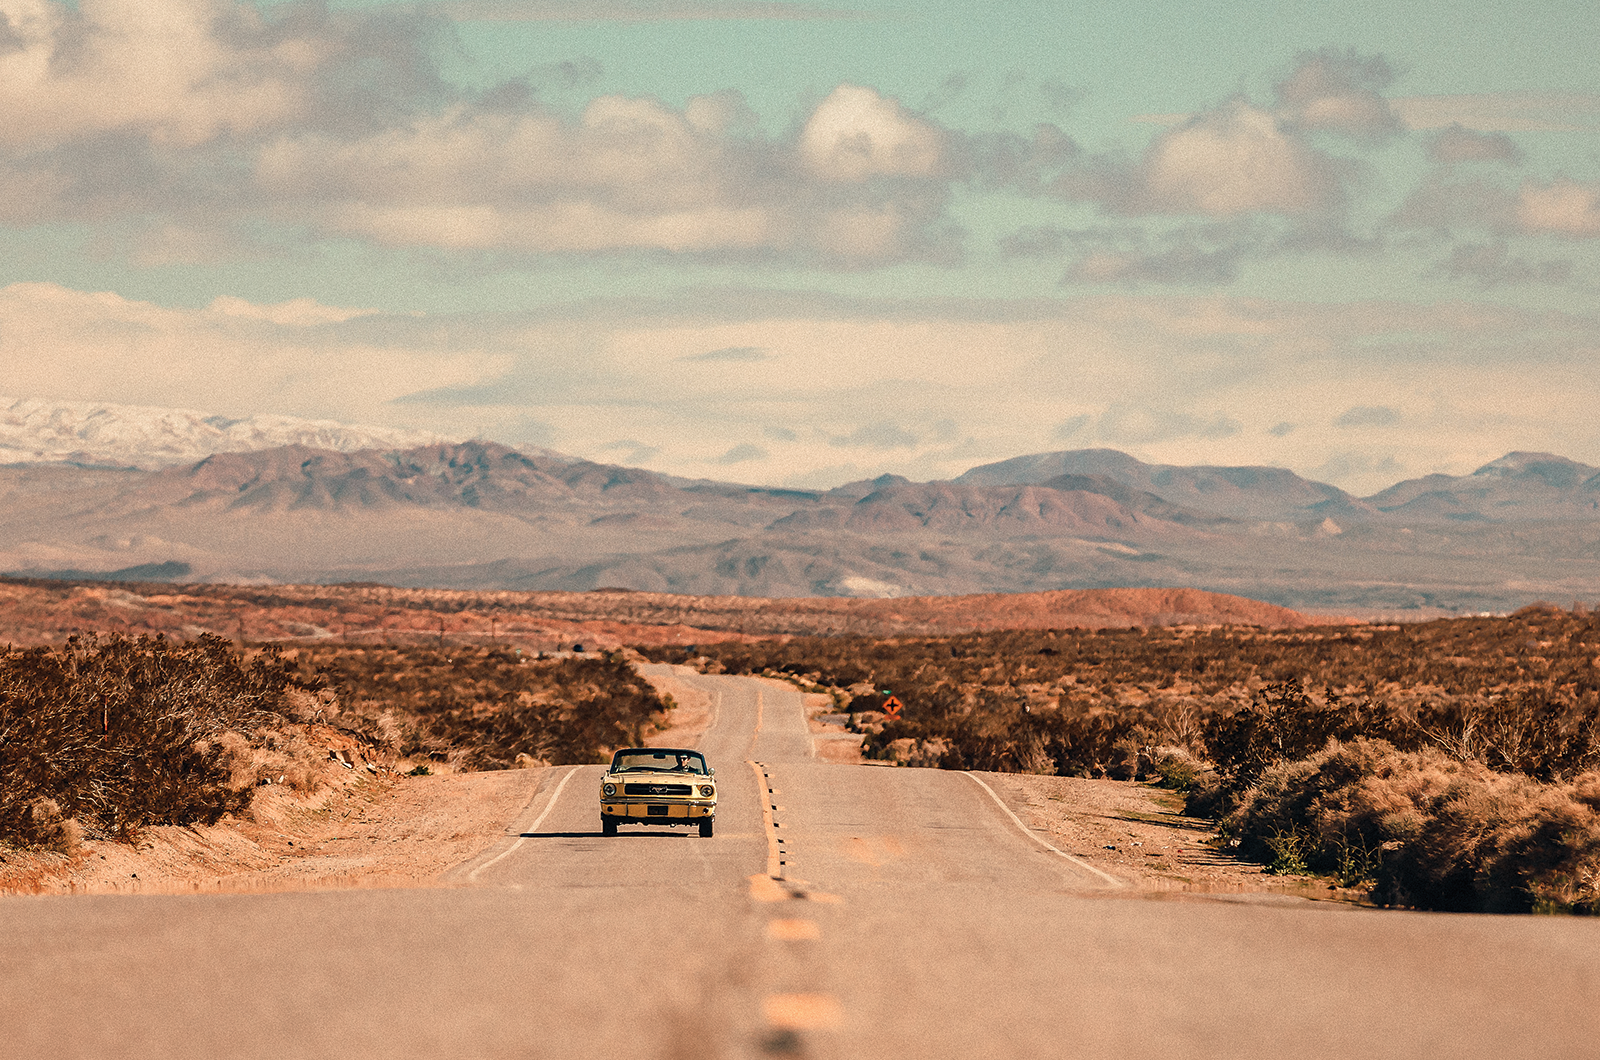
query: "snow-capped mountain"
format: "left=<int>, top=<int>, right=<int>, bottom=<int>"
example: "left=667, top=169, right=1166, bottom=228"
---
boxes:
left=0, top=396, right=449, bottom=469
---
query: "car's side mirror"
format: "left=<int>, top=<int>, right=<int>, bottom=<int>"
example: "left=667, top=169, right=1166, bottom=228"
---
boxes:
left=708, top=768, right=716, bottom=776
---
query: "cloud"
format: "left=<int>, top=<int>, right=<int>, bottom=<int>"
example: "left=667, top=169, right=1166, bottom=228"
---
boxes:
left=1427, top=125, right=1523, bottom=166
left=1272, top=49, right=1402, bottom=139
left=1137, top=100, right=1345, bottom=217
left=1394, top=175, right=1600, bottom=243
left=0, top=5, right=956, bottom=266
left=716, top=442, right=768, bottom=463
left=0, top=0, right=450, bottom=150
left=799, top=84, right=945, bottom=183
left=1096, top=406, right=1241, bottom=445
left=1391, top=176, right=1518, bottom=234
left=1064, top=232, right=1259, bottom=285
left=1267, top=422, right=1296, bottom=436
left=827, top=421, right=919, bottom=449
left=1052, top=415, right=1091, bottom=440
left=598, top=439, right=661, bottom=463
left=1517, top=179, right=1600, bottom=237
left=1436, top=243, right=1571, bottom=286
left=251, top=85, right=955, bottom=263
left=684, top=346, right=768, bottom=362
left=1392, top=92, right=1600, bottom=133
left=1337, top=405, right=1400, bottom=428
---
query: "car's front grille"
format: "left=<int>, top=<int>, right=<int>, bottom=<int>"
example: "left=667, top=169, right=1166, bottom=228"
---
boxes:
left=624, top=783, right=692, bottom=796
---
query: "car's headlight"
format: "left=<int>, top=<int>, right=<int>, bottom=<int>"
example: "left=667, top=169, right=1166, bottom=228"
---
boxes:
left=699, top=784, right=715, bottom=797
left=602, top=783, right=616, bottom=796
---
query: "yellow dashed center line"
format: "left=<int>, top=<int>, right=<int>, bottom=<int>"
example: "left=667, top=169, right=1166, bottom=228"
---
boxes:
left=763, top=993, right=842, bottom=1031
left=766, top=918, right=820, bottom=941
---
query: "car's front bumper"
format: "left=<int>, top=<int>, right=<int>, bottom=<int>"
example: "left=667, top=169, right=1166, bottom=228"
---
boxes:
left=600, top=799, right=716, bottom=821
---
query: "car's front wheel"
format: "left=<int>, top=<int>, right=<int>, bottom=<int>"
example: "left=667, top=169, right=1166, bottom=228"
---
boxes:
left=602, top=818, right=617, bottom=836
left=698, top=819, right=714, bottom=838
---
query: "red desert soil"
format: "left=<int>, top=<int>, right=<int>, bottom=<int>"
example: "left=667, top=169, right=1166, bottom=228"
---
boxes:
left=0, top=580, right=1329, bottom=649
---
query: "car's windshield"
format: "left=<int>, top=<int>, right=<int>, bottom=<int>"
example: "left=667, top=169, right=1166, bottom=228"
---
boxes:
left=610, top=750, right=707, bottom=774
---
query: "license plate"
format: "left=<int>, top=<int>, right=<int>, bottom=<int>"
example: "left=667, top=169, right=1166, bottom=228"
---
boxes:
left=647, top=805, right=668, bottom=816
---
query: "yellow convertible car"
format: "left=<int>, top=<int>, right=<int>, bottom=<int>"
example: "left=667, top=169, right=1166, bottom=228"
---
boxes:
left=599, top=747, right=717, bottom=837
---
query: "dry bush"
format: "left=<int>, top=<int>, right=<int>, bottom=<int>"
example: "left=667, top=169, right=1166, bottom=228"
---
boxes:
left=1225, top=739, right=1600, bottom=912
left=299, top=646, right=671, bottom=769
left=0, top=634, right=312, bottom=845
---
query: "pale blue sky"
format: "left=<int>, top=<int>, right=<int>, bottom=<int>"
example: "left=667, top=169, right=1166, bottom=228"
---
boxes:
left=0, top=0, right=1596, bottom=492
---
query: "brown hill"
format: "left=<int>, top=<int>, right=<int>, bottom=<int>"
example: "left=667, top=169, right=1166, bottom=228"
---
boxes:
left=0, top=579, right=1330, bottom=650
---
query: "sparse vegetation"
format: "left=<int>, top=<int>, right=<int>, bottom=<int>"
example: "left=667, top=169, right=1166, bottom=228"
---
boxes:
left=298, top=646, right=671, bottom=771
left=641, top=603, right=1600, bottom=912
left=0, top=639, right=670, bottom=852
left=0, top=634, right=313, bottom=848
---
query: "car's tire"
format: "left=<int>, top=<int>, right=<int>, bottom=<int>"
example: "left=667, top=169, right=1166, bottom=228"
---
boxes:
left=602, top=818, right=617, bottom=836
left=698, top=819, right=714, bottom=838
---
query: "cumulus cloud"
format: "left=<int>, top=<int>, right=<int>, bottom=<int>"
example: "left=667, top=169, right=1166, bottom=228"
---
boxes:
left=0, top=0, right=449, bottom=149
left=0, top=2, right=955, bottom=265
left=1395, top=175, right=1600, bottom=242
left=250, top=85, right=956, bottom=262
left=1137, top=100, right=1345, bottom=217
left=800, top=85, right=945, bottom=182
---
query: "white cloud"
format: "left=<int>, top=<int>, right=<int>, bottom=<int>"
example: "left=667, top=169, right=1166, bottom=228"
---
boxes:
left=251, top=88, right=950, bottom=262
left=0, top=0, right=328, bottom=149
left=799, top=85, right=944, bottom=183
left=1139, top=101, right=1341, bottom=217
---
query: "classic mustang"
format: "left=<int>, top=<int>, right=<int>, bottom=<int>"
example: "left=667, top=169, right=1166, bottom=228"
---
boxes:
left=599, top=747, right=717, bottom=837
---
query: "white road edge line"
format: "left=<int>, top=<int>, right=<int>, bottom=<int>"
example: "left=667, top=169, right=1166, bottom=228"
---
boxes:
left=962, top=772, right=1124, bottom=887
left=467, top=765, right=581, bottom=882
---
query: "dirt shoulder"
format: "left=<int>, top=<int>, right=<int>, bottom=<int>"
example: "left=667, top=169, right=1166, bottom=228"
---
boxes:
left=0, top=766, right=547, bottom=898
left=978, top=771, right=1366, bottom=904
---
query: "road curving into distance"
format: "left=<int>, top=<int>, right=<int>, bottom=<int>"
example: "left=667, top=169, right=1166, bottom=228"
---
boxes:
left=4, top=667, right=1598, bottom=1059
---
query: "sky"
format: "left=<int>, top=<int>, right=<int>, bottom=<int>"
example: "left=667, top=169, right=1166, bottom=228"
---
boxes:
left=0, top=0, right=1597, bottom=494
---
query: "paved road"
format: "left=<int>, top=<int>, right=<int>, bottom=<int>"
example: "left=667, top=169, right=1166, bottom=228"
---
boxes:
left=4, top=669, right=1598, bottom=1059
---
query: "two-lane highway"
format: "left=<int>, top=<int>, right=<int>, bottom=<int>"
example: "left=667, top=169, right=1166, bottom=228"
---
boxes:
left=4, top=669, right=1598, bottom=1059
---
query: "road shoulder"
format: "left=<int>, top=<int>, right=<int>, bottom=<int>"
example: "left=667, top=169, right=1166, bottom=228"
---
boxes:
left=953, top=772, right=1366, bottom=904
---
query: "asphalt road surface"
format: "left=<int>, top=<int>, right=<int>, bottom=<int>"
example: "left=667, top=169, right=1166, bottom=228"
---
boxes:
left=4, top=668, right=1598, bottom=1059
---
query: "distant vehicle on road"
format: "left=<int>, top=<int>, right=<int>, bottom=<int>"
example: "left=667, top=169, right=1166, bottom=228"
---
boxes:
left=599, top=747, right=716, bottom=837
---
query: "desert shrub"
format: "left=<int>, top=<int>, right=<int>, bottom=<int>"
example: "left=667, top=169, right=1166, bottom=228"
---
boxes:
left=1225, top=739, right=1600, bottom=912
left=304, top=647, right=670, bottom=769
left=0, top=634, right=309, bottom=845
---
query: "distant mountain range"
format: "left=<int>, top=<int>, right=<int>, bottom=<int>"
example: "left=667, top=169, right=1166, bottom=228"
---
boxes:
left=3, top=405, right=1600, bottom=614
